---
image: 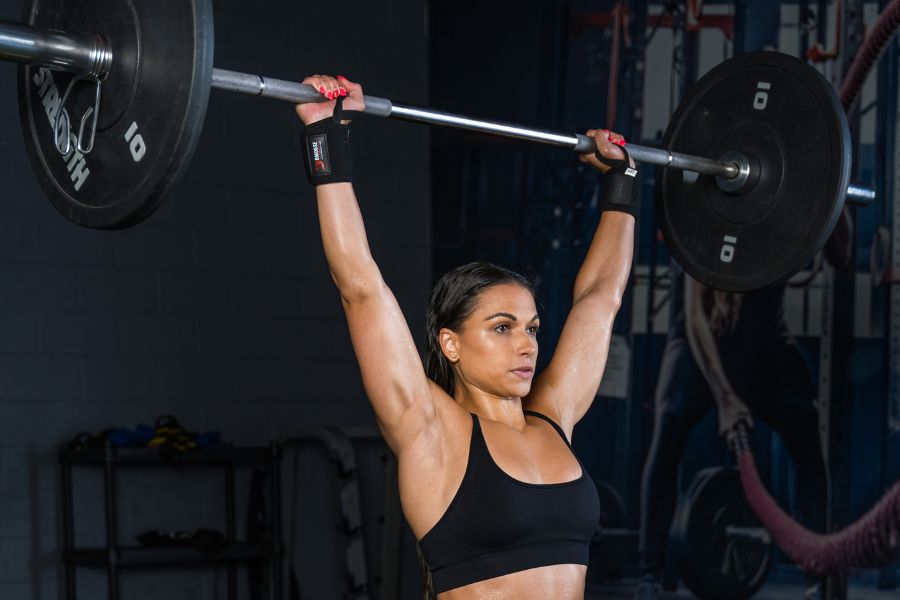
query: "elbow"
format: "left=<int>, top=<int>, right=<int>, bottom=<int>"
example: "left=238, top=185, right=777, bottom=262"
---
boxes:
left=333, top=262, right=384, bottom=303
left=573, top=282, right=625, bottom=312
left=573, top=287, right=623, bottom=315
left=573, top=268, right=630, bottom=309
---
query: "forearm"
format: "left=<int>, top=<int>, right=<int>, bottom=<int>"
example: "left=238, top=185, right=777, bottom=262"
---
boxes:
left=573, top=211, right=635, bottom=303
left=685, top=315, right=736, bottom=401
left=683, top=279, right=736, bottom=400
left=315, top=183, right=382, bottom=297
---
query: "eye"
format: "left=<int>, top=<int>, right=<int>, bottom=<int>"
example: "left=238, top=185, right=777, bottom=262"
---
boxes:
left=494, top=323, right=510, bottom=333
left=527, top=325, right=540, bottom=336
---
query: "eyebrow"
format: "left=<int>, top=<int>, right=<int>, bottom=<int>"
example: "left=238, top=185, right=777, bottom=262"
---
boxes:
left=484, top=312, right=540, bottom=322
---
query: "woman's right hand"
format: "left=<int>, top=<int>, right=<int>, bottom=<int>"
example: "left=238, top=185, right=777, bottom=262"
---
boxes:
left=295, top=74, right=366, bottom=126
left=578, top=129, right=635, bottom=174
left=717, top=392, right=754, bottom=449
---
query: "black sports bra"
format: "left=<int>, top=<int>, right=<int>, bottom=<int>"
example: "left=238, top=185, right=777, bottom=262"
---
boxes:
left=418, top=410, right=601, bottom=594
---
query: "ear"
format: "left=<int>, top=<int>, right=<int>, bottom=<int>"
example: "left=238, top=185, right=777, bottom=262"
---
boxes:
left=439, top=328, right=460, bottom=363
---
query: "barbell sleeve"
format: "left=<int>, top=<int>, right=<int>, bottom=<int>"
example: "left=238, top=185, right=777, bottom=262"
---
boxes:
left=0, top=21, right=110, bottom=80
left=846, top=182, right=876, bottom=207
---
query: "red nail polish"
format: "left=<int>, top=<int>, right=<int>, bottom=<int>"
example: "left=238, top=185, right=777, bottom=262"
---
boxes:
left=327, top=92, right=334, bottom=100
left=319, top=86, right=325, bottom=93
left=340, top=89, right=347, bottom=96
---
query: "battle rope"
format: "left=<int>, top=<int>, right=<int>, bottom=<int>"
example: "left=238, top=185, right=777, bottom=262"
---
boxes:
left=734, top=5, right=900, bottom=574
left=838, top=0, right=900, bottom=111
left=737, top=447, right=900, bottom=575
left=735, top=0, right=900, bottom=576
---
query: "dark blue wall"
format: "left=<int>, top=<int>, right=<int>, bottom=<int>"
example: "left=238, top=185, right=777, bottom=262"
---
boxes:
left=0, top=0, right=430, bottom=597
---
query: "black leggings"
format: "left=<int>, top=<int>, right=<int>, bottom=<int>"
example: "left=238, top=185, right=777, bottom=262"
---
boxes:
left=637, top=337, right=827, bottom=577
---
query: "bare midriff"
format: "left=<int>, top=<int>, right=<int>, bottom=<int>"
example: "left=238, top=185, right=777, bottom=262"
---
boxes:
left=438, top=563, right=587, bottom=599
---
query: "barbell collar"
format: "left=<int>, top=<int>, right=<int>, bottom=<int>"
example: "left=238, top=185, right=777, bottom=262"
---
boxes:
left=715, top=152, right=755, bottom=193
left=0, top=20, right=111, bottom=80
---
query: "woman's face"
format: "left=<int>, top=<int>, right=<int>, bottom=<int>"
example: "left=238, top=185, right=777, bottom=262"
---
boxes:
left=441, top=283, right=540, bottom=399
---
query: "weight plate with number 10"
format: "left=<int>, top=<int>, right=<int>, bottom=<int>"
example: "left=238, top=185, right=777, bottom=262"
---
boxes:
left=656, top=51, right=851, bottom=292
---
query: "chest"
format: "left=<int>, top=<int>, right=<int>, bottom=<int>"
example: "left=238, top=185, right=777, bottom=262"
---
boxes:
left=480, top=420, right=583, bottom=485
left=437, top=423, right=601, bottom=553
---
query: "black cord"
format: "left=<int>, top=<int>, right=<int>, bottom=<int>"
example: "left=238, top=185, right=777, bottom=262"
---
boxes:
left=646, top=0, right=680, bottom=46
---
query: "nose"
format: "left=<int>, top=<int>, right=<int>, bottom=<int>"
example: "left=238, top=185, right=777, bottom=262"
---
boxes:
left=516, top=331, right=537, bottom=357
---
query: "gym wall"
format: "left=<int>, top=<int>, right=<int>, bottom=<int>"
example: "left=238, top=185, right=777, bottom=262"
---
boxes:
left=0, top=0, right=430, bottom=597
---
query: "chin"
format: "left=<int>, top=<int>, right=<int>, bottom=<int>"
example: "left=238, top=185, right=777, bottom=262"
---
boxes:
left=508, top=382, right=533, bottom=398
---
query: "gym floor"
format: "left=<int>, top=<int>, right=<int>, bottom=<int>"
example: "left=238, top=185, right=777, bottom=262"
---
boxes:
left=587, top=580, right=899, bottom=599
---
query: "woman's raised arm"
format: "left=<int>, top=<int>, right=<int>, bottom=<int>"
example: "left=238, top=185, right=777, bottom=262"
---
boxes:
left=528, top=129, right=636, bottom=436
left=298, top=76, right=438, bottom=453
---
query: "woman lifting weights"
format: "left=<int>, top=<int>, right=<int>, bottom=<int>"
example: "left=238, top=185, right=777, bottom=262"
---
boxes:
left=297, top=73, right=637, bottom=599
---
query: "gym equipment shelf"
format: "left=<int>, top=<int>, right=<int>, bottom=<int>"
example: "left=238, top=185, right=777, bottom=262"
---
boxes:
left=64, top=541, right=275, bottom=567
left=59, top=442, right=283, bottom=600
left=59, top=445, right=275, bottom=465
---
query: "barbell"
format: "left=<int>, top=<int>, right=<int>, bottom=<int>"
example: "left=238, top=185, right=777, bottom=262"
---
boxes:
left=0, top=0, right=877, bottom=291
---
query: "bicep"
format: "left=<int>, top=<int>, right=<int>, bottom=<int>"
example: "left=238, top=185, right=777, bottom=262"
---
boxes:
left=529, top=292, right=619, bottom=430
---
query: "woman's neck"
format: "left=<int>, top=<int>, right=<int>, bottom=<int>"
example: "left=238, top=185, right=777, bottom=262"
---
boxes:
left=454, top=385, right=526, bottom=430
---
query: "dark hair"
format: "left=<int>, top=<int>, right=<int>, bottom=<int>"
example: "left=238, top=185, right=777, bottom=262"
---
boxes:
left=424, top=261, right=535, bottom=397
left=415, top=542, right=436, bottom=599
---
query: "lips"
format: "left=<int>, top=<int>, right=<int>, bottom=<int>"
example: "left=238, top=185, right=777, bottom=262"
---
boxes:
left=511, top=367, right=534, bottom=379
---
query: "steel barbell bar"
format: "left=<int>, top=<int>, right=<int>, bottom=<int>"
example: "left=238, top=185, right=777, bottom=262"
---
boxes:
left=210, top=68, right=741, bottom=180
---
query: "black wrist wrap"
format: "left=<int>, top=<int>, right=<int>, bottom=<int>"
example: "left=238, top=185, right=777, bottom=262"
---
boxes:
left=302, top=97, right=361, bottom=186
left=596, top=146, right=639, bottom=218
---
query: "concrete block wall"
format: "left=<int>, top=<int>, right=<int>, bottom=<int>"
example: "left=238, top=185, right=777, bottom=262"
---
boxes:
left=0, top=0, right=430, bottom=597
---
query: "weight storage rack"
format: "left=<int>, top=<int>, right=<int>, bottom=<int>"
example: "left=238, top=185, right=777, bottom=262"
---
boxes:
left=59, top=443, right=283, bottom=600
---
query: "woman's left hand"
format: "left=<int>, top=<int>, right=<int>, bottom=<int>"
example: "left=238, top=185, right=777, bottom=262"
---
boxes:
left=578, top=129, right=635, bottom=174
